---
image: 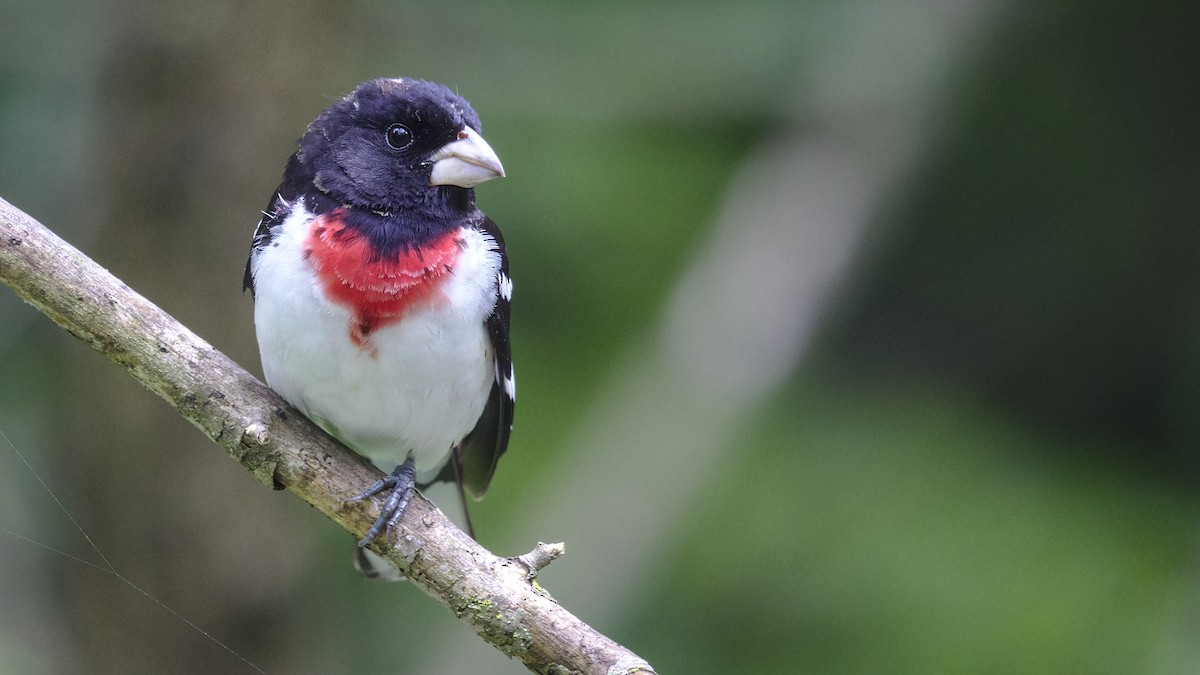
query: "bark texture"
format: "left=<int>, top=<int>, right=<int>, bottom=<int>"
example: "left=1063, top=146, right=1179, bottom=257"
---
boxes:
left=0, top=196, right=656, bottom=675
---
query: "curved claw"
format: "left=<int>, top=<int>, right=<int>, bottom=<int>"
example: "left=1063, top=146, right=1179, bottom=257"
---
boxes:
left=350, top=458, right=416, bottom=547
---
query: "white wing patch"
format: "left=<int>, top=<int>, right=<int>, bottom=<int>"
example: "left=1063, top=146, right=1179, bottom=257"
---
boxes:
left=498, top=271, right=513, bottom=302
left=503, top=365, right=516, bottom=401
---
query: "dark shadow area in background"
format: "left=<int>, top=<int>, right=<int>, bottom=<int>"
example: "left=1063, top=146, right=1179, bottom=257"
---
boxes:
left=821, top=0, right=1200, bottom=475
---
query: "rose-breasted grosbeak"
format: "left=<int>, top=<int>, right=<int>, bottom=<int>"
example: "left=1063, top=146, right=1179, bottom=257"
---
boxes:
left=244, top=78, right=513, bottom=574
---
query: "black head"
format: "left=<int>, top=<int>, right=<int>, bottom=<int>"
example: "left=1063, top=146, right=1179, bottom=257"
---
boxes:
left=293, top=78, right=503, bottom=215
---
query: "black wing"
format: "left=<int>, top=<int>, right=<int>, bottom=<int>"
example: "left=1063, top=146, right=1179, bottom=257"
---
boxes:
left=244, top=154, right=321, bottom=295
left=452, top=215, right=514, bottom=501
left=242, top=189, right=293, bottom=296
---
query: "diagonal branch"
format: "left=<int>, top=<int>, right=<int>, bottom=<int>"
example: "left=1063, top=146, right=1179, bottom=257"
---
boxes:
left=0, top=196, right=655, bottom=675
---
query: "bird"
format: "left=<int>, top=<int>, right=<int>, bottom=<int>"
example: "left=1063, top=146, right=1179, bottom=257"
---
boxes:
left=243, top=78, right=513, bottom=577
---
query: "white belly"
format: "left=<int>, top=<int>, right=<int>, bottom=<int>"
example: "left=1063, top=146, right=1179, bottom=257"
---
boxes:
left=251, top=205, right=500, bottom=476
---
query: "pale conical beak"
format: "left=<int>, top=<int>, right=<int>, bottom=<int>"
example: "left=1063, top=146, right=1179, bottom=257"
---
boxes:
left=429, top=127, right=505, bottom=188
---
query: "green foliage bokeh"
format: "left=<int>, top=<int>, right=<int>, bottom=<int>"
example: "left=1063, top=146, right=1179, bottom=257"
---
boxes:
left=1, top=1, right=1198, bottom=673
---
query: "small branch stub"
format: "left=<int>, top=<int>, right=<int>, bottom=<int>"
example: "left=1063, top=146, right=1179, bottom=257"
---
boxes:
left=242, top=422, right=271, bottom=446
left=515, top=541, right=566, bottom=579
left=607, top=656, right=657, bottom=675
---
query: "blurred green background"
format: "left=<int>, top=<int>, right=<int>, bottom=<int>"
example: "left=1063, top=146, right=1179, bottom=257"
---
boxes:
left=2, top=0, right=1199, bottom=673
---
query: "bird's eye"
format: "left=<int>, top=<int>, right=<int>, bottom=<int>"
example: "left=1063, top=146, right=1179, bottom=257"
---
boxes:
left=385, top=123, right=413, bottom=150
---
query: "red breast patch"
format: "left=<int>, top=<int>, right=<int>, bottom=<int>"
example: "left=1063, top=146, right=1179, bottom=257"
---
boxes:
left=303, top=209, right=462, bottom=350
